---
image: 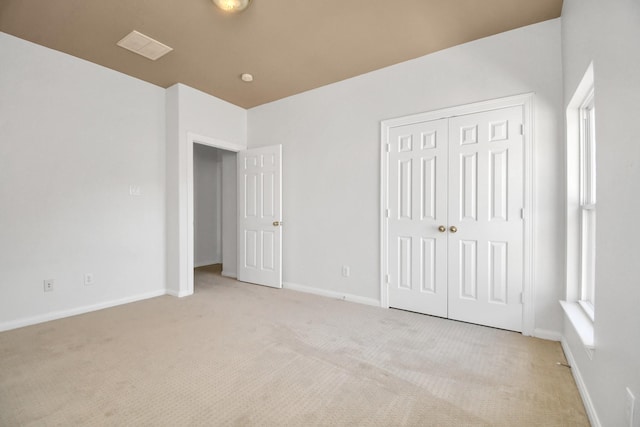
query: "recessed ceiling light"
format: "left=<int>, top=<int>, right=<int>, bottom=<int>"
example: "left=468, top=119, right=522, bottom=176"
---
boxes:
left=212, top=0, right=252, bottom=13
left=116, top=30, right=173, bottom=61
left=241, top=73, right=254, bottom=82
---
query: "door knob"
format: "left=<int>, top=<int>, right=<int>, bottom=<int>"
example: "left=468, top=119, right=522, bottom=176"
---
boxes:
left=273, top=221, right=282, bottom=226
left=450, top=226, right=457, bottom=233
left=438, top=225, right=446, bottom=232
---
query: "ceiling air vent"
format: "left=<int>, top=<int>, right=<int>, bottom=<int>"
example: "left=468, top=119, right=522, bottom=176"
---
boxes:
left=116, top=30, right=173, bottom=61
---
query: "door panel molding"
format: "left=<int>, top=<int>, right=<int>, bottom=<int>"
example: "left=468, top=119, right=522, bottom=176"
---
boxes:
left=381, top=93, right=534, bottom=335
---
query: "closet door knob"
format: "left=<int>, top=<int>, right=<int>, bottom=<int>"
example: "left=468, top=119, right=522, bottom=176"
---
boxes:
left=449, top=226, right=457, bottom=233
left=438, top=225, right=446, bottom=232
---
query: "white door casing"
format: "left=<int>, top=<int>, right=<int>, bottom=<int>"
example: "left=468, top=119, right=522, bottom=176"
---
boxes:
left=237, top=145, right=283, bottom=288
left=381, top=95, right=533, bottom=334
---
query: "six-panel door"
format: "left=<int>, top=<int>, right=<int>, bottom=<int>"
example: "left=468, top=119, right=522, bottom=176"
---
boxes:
left=237, top=145, right=283, bottom=288
left=447, top=106, right=524, bottom=331
left=388, top=119, right=449, bottom=317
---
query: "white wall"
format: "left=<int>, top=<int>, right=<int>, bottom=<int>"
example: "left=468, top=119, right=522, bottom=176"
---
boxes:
left=561, top=1, right=640, bottom=426
left=0, top=32, right=166, bottom=329
left=248, top=19, right=565, bottom=335
left=194, top=144, right=222, bottom=267
left=165, top=83, right=246, bottom=296
left=221, top=151, right=237, bottom=277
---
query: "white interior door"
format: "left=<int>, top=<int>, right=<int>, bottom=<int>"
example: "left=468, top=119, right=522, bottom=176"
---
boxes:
left=386, top=105, right=524, bottom=332
left=237, top=145, right=282, bottom=288
left=387, top=119, right=449, bottom=317
left=447, top=106, right=523, bottom=331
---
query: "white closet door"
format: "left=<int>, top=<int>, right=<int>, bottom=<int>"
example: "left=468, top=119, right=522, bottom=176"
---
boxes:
left=387, top=119, right=449, bottom=317
left=447, top=106, right=524, bottom=331
left=386, top=105, right=525, bottom=332
left=237, top=145, right=282, bottom=288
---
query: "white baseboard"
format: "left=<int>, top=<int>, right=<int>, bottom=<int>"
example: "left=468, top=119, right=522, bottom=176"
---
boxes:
left=194, top=260, right=221, bottom=268
left=533, top=328, right=562, bottom=341
left=221, top=270, right=237, bottom=278
left=561, top=338, right=601, bottom=427
left=0, top=289, right=167, bottom=332
left=283, top=282, right=381, bottom=307
left=166, top=289, right=192, bottom=298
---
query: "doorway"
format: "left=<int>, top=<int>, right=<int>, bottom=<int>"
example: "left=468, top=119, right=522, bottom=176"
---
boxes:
left=381, top=94, right=534, bottom=334
left=186, top=134, right=284, bottom=295
left=193, top=144, right=237, bottom=281
left=186, top=133, right=245, bottom=296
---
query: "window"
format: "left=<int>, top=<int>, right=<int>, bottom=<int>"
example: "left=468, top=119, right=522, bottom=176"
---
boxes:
left=561, top=63, right=596, bottom=352
left=578, top=90, right=596, bottom=320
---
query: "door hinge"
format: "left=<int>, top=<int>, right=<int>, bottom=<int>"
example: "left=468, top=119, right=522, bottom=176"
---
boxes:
left=520, top=208, right=525, bottom=220
left=385, top=208, right=390, bottom=218
left=385, top=274, right=390, bottom=284
left=520, top=292, right=524, bottom=304
left=386, top=143, right=391, bottom=153
left=520, top=124, right=524, bottom=135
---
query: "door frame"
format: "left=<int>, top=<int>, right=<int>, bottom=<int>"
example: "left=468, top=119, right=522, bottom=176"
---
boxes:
left=380, top=93, right=535, bottom=336
left=186, top=132, right=244, bottom=296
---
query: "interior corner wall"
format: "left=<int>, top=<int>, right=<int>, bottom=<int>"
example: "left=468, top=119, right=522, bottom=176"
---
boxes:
left=0, top=32, right=167, bottom=329
left=247, top=19, right=565, bottom=334
left=561, top=1, right=640, bottom=426
left=165, top=83, right=247, bottom=296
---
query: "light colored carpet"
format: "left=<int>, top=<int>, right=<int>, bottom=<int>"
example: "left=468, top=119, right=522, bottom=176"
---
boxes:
left=0, top=265, right=589, bottom=426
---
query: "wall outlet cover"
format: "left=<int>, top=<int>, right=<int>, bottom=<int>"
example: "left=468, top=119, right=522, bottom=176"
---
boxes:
left=342, top=266, right=350, bottom=277
left=84, top=273, right=95, bottom=286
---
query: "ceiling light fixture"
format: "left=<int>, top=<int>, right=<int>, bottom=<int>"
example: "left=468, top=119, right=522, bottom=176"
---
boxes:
left=241, top=73, right=254, bottom=82
left=212, top=0, right=252, bottom=13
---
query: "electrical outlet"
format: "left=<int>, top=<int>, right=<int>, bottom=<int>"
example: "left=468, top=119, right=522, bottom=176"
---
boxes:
left=84, top=273, right=94, bottom=286
left=627, top=387, right=637, bottom=427
left=43, top=279, right=54, bottom=292
left=342, top=265, right=350, bottom=277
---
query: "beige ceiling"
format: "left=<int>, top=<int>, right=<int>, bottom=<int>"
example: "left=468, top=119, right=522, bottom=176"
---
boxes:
left=0, top=0, right=562, bottom=109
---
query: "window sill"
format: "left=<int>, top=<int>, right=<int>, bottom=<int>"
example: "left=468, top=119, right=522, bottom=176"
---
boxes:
left=560, top=300, right=595, bottom=351
left=577, top=300, right=595, bottom=321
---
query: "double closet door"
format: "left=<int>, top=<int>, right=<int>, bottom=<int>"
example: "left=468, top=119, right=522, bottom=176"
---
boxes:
left=386, top=105, right=524, bottom=332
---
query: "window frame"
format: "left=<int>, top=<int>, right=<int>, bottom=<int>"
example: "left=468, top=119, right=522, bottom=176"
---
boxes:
left=561, top=62, right=596, bottom=353
left=578, top=89, right=596, bottom=320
